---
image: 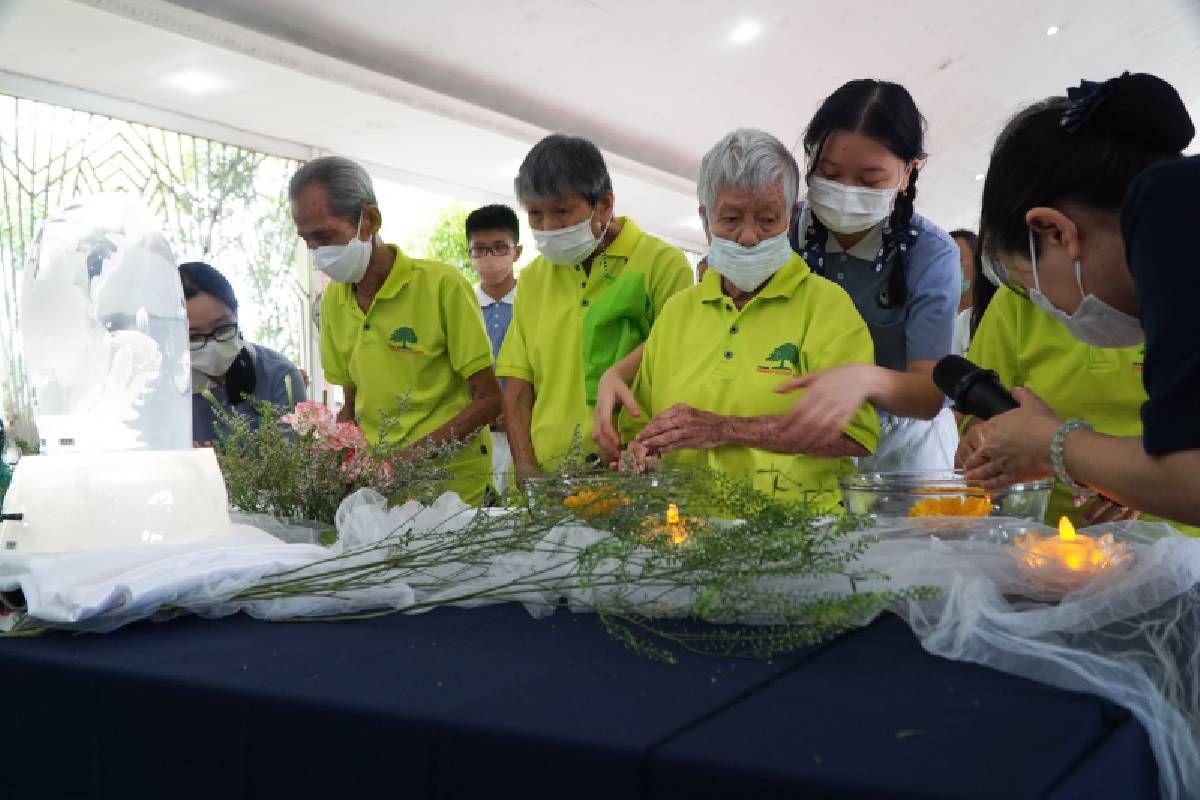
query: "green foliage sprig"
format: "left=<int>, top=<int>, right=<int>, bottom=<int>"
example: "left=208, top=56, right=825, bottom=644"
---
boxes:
left=232, top=445, right=936, bottom=663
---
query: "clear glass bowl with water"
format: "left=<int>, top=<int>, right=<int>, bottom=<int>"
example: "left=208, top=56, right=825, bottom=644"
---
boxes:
left=839, top=470, right=1053, bottom=523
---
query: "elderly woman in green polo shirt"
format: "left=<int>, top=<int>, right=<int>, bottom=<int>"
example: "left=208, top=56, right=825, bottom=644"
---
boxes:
left=496, top=134, right=692, bottom=479
left=617, top=129, right=880, bottom=510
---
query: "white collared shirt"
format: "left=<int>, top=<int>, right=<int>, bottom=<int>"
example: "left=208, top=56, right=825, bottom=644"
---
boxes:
left=822, top=221, right=885, bottom=260
left=476, top=285, right=516, bottom=307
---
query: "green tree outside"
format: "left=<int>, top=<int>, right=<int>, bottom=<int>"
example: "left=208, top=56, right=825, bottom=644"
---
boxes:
left=405, top=202, right=475, bottom=285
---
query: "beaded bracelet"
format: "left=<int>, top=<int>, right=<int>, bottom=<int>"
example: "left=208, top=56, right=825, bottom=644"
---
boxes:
left=1051, top=418, right=1095, bottom=499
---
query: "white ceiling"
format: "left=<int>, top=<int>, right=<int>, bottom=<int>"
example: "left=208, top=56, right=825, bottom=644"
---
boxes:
left=1, top=0, right=1199, bottom=251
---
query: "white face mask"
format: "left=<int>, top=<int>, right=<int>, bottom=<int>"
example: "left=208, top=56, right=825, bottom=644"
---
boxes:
left=707, top=230, right=793, bottom=293
left=190, top=332, right=243, bottom=389
left=533, top=210, right=610, bottom=265
left=1027, top=229, right=1144, bottom=348
left=806, top=173, right=904, bottom=234
left=313, top=216, right=372, bottom=283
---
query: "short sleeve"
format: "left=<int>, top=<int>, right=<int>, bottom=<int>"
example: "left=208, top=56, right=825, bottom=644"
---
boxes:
left=903, top=227, right=959, bottom=363
left=1121, top=156, right=1200, bottom=455
left=647, top=247, right=694, bottom=317
left=966, top=288, right=1023, bottom=389
left=495, top=279, right=533, bottom=382
left=813, top=326, right=880, bottom=454
left=804, top=288, right=880, bottom=453
left=442, top=272, right=494, bottom=380
left=318, top=289, right=352, bottom=388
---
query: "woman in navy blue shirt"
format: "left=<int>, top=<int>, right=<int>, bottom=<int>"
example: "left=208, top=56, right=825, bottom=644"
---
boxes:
left=960, top=72, right=1200, bottom=526
left=182, top=262, right=306, bottom=445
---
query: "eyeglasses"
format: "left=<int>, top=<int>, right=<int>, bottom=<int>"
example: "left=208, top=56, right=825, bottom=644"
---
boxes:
left=980, top=251, right=1028, bottom=299
left=189, top=323, right=239, bottom=350
left=468, top=243, right=514, bottom=258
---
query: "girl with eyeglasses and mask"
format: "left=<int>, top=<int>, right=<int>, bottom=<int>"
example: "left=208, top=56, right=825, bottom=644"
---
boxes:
left=592, top=80, right=961, bottom=471
left=960, top=72, right=1200, bottom=527
left=181, top=261, right=306, bottom=445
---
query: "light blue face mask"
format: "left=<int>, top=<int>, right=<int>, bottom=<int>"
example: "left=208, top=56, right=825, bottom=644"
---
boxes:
left=1026, top=228, right=1144, bottom=348
left=707, top=231, right=793, bottom=292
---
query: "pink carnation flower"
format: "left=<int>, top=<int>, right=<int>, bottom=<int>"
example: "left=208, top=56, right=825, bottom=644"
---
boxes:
left=281, top=401, right=337, bottom=439
left=330, top=422, right=368, bottom=452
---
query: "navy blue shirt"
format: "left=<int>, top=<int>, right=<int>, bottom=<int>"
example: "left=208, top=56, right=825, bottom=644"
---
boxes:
left=192, top=343, right=305, bottom=445
left=1121, top=154, right=1200, bottom=455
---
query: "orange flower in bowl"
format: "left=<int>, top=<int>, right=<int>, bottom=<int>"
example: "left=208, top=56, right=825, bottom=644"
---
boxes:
left=563, top=486, right=631, bottom=518
left=909, top=493, right=992, bottom=517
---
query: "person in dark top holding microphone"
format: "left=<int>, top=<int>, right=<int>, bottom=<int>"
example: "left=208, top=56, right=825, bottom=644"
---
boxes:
left=959, top=72, right=1200, bottom=526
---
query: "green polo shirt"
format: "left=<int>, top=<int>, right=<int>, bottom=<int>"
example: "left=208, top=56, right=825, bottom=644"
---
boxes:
left=969, top=286, right=1196, bottom=534
left=624, top=254, right=879, bottom=512
left=496, top=216, right=691, bottom=469
left=320, top=246, right=493, bottom=505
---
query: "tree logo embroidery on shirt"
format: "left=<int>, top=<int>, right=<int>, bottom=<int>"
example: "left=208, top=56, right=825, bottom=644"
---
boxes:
left=757, top=342, right=800, bottom=375
left=387, top=326, right=423, bottom=354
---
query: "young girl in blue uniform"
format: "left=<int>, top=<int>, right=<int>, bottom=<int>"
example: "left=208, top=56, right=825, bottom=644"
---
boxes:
left=780, top=79, right=961, bottom=471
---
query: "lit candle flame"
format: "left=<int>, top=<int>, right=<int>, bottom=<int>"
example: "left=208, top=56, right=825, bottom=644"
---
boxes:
left=1013, top=517, right=1132, bottom=593
left=1058, top=516, right=1077, bottom=542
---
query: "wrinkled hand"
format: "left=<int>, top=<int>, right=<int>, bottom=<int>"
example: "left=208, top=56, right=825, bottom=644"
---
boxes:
left=962, top=388, right=1061, bottom=488
left=635, top=403, right=723, bottom=455
left=615, top=440, right=661, bottom=475
left=775, top=363, right=873, bottom=447
left=593, top=368, right=641, bottom=465
left=1076, top=495, right=1139, bottom=525
left=512, top=458, right=541, bottom=488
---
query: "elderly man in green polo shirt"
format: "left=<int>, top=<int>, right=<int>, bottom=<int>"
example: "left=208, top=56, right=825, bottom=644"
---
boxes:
left=497, top=134, right=692, bottom=479
left=617, top=129, right=880, bottom=511
left=290, top=156, right=501, bottom=505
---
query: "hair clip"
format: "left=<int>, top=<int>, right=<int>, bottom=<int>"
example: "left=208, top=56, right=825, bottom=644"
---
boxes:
left=1060, top=71, right=1130, bottom=133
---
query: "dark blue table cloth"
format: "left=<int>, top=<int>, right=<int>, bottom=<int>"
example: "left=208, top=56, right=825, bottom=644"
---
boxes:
left=0, top=607, right=1158, bottom=799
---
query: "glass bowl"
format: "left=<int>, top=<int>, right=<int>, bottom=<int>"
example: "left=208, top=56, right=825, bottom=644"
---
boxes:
left=839, top=470, right=1053, bottom=524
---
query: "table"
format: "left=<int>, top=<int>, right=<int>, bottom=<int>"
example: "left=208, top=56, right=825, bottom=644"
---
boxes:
left=0, top=607, right=1158, bottom=799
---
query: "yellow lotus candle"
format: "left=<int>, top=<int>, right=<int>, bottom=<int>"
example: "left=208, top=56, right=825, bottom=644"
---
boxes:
left=1013, top=517, right=1133, bottom=593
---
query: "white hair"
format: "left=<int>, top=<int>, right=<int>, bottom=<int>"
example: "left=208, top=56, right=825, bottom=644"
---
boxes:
left=288, top=156, right=378, bottom=223
left=698, top=128, right=799, bottom=217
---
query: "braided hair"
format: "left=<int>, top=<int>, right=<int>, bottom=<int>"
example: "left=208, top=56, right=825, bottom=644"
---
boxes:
left=794, top=79, right=927, bottom=309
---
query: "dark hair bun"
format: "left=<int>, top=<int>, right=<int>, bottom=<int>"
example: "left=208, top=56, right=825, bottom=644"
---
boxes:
left=179, top=261, right=238, bottom=314
left=1092, top=72, right=1195, bottom=153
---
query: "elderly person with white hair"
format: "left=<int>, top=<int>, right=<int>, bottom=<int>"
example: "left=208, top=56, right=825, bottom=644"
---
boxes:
left=497, top=134, right=692, bottom=479
left=289, top=155, right=501, bottom=506
left=610, top=129, right=880, bottom=510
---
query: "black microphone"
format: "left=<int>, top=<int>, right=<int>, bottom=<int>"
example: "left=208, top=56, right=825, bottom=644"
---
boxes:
left=933, top=355, right=1018, bottom=420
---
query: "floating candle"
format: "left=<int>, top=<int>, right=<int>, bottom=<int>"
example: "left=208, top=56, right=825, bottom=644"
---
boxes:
left=1013, top=517, right=1133, bottom=593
